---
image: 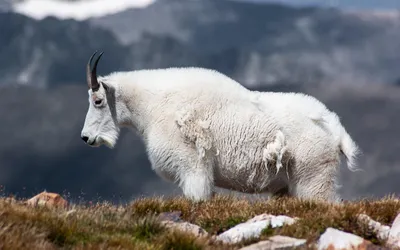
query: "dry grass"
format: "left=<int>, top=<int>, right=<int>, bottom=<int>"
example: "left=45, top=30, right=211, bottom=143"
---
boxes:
left=1, top=194, right=400, bottom=249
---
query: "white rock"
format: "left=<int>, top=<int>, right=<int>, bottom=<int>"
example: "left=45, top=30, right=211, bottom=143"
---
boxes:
left=216, top=214, right=297, bottom=244
left=357, top=213, right=390, bottom=241
left=247, top=214, right=297, bottom=226
left=240, top=235, right=306, bottom=250
left=318, top=228, right=371, bottom=250
left=388, top=213, right=400, bottom=247
left=217, top=220, right=270, bottom=244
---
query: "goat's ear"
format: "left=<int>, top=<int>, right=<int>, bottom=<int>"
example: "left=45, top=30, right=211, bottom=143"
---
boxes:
left=102, top=82, right=109, bottom=91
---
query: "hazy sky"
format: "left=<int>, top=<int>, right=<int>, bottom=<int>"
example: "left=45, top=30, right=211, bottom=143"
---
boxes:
left=240, top=0, right=400, bottom=10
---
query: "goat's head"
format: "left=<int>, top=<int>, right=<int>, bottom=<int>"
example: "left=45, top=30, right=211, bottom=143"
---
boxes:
left=80, top=51, right=120, bottom=148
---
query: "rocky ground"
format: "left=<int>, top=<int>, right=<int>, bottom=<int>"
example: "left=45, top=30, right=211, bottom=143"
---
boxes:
left=1, top=192, right=400, bottom=249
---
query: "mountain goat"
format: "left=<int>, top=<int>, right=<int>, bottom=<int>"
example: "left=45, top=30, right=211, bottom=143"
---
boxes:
left=81, top=51, right=360, bottom=202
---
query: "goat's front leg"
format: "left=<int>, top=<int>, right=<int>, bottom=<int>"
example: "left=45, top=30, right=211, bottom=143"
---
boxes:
left=178, top=160, right=215, bottom=202
left=173, top=108, right=217, bottom=202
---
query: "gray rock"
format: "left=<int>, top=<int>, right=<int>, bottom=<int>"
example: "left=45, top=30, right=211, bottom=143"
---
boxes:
left=157, top=211, right=183, bottom=222
left=161, top=220, right=209, bottom=238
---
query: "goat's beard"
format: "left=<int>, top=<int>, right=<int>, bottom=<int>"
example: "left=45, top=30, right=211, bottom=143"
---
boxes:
left=98, top=130, right=119, bottom=149
left=101, top=137, right=117, bottom=148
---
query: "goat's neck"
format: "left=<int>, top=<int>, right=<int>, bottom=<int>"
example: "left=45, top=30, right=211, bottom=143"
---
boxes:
left=118, top=82, right=155, bottom=137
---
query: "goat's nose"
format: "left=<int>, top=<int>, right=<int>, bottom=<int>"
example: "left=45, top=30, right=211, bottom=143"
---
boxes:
left=81, top=136, right=89, bottom=143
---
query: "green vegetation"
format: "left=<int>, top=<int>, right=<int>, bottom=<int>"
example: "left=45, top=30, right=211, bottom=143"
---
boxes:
left=0, top=194, right=399, bottom=249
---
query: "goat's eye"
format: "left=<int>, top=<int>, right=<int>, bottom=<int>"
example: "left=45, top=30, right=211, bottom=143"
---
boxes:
left=94, top=100, right=102, bottom=105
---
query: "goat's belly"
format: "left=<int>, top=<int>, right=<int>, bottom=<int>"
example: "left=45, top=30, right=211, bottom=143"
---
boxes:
left=213, top=152, right=278, bottom=193
left=208, top=115, right=283, bottom=192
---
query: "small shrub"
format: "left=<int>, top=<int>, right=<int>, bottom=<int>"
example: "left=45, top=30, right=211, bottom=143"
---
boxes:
left=158, top=231, right=205, bottom=250
left=131, top=216, right=165, bottom=241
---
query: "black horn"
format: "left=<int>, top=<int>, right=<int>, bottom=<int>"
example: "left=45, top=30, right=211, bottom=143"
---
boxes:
left=86, top=51, right=104, bottom=91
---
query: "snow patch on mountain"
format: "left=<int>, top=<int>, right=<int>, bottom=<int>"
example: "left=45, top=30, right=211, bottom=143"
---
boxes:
left=12, top=0, right=156, bottom=20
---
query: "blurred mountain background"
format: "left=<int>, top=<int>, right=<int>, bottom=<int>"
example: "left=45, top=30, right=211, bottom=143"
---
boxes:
left=1, top=0, right=400, bottom=203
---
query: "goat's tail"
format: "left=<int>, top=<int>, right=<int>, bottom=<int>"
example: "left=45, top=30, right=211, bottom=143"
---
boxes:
left=339, top=127, right=361, bottom=172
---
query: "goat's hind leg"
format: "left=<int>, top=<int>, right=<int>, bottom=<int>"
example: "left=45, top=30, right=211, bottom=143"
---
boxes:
left=289, top=160, right=341, bottom=203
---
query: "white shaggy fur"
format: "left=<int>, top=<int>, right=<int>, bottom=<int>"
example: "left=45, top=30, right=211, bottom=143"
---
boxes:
left=81, top=67, right=361, bottom=202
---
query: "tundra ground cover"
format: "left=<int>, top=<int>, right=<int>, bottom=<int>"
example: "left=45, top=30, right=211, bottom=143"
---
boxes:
left=1, top=194, right=399, bottom=249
